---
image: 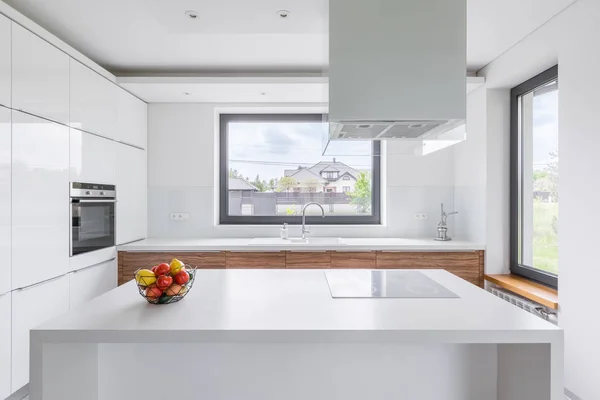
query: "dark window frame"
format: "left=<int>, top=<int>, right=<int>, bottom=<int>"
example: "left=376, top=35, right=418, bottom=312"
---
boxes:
left=510, top=65, right=558, bottom=289
left=219, top=113, right=382, bottom=225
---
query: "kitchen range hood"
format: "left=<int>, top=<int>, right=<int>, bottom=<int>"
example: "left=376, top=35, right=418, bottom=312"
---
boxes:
left=327, top=0, right=467, bottom=151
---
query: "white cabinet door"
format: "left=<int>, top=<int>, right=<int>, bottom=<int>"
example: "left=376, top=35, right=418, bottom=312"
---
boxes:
left=116, top=88, right=147, bottom=149
left=0, top=16, right=10, bottom=108
left=116, top=144, right=146, bottom=244
left=70, top=59, right=117, bottom=140
left=0, top=107, right=10, bottom=296
left=12, top=275, right=69, bottom=390
left=12, top=111, right=69, bottom=289
left=70, top=128, right=116, bottom=184
left=12, top=24, right=69, bottom=125
left=69, top=258, right=117, bottom=309
left=0, top=292, right=11, bottom=400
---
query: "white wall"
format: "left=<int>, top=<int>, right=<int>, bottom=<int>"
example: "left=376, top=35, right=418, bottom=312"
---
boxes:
left=147, top=103, right=458, bottom=239
left=475, top=0, right=599, bottom=397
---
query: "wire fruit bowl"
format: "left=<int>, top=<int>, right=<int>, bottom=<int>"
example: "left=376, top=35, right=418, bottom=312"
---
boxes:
left=134, top=264, right=196, bottom=305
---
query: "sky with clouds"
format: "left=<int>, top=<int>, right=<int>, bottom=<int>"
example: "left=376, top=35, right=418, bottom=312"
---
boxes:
left=532, top=85, right=559, bottom=170
left=228, top=122, right=372, bottom=181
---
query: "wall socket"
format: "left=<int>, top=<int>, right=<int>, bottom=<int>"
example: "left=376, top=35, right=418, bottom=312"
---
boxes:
left=170, top=213, right=190, bottom=221
left=414, top=213, right=428, bottom=220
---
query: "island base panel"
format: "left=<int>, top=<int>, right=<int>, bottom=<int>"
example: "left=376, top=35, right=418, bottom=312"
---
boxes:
left=30, top=341, right=562, bottom=400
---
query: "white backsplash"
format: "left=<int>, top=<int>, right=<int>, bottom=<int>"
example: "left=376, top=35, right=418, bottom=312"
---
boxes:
left=148, top=185, right=456, bottom=239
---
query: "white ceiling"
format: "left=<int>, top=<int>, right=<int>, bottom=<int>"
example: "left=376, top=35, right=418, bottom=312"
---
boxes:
left=117, top=76, right=485, bottom=103
left=5, top=0, right=576, bottom=74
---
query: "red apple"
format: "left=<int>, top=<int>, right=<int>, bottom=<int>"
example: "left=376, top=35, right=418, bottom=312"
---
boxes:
left=156, top=275, right=173, bottom=290
left=174, top=270, right=190, bottom=285
left=151, top=265, right=158, bottom=274
left=154, top=263, right=170, bottom=277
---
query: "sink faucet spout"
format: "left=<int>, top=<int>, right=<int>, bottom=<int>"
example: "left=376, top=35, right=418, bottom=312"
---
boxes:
left=301, top=202, right=325, bottom=239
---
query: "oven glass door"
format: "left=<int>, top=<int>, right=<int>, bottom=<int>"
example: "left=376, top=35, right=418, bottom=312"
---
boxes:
left=71, top=200, right=116, bottom=256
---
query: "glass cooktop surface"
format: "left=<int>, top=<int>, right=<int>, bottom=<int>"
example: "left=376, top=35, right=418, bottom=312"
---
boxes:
left=324, top=270, right=460, bottom=298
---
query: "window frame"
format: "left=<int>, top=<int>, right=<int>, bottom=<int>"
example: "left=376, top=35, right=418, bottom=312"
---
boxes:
left=219, top=113, right=382, bottom=225
left=510, top=65, right=558, bottom=289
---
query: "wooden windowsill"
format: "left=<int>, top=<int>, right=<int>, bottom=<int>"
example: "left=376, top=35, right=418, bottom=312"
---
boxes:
left=484, top=274, right=558, bottom=310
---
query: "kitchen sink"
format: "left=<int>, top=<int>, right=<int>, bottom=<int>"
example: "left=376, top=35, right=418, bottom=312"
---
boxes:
left=248, top=237, right=346, bottom=246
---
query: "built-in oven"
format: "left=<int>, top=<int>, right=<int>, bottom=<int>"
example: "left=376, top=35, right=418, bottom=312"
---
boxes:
left=70, top=182, right=116, bottom=256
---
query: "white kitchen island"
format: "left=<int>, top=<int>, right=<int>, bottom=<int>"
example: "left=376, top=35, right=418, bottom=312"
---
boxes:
left=30, top=269, right=562, bottom=400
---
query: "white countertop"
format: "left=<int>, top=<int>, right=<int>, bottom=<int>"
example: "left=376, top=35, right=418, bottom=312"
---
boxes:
left=35, top=269, right=559, bottom=344
left=118, top=237, right=485, bottom=252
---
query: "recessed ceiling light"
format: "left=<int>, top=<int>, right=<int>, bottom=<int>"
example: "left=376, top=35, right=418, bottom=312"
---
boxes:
left=276, top=10, right=291, bottom=19
left=260, top=92, right=267, bottom=96
left=185, top=10, right=199, bottom=19
left=184, top=92, right=191, bottom=96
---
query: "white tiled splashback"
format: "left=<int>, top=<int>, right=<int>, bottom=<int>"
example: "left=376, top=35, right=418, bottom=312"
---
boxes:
left=148, top=185, right=456, bottom=239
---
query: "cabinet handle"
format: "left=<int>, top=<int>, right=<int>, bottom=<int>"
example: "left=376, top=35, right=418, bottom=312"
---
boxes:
left=71, top=257, right=116, bottom=274
left=17, top=274, right=66, bottom=291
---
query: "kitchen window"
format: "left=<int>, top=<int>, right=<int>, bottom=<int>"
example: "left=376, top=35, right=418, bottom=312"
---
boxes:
left=219, top=114, right=381, bottom=225
left=510, top=66, right=558, bottom=288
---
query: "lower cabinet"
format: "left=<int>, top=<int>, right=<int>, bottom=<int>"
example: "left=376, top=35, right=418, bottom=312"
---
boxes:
left=69, top=258, right=117, bottom=309
left=11, top=275, right=69, bottom=391
left=376, top=252, right=483, bottom=286
left=118, top=251, right=484, bottom=287
left=118, top=252, right=226, bottom=285
left=0, top=292, right=11, bottom=400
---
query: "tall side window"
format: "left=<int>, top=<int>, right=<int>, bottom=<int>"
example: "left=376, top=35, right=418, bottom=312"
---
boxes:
left=219, top=114, right=381, bottom=225
left=510, top=66, right=558, bottom=288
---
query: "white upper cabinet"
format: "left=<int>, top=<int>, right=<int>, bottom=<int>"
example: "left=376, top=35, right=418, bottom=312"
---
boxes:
left=11, top=24, right=69, bottom=125
left=12, top=111, right=69, bottom=290
left=70, top=129, right=116, bottom=184
left=117, top=88, right=147, bottom=149
left=0, top=16, right=10, bottom=108
left=0, top=292, right=11, bottom=400
left=11, top=275, right=69, bottom=391
left=116, top=144, right=146, bottom=244
left=0, top=107, right=10, bottom=296
left=69, top=258, right=117, bottom=309
left=70, top=59, right=117, bottom=140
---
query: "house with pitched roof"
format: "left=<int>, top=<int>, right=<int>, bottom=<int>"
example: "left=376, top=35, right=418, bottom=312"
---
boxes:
left=284, top=158, right=361, bottom=193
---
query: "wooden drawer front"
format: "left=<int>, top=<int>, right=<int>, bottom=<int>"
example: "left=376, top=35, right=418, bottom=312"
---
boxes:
left=330, top=252, right=376, bottom=269
left=226, top=252, right=286, bottom=269
left=118, top=252, right=226, bottom=285
left=376, top=252, right=481, bottom=286
left=286, top=252, right=331, bottom=269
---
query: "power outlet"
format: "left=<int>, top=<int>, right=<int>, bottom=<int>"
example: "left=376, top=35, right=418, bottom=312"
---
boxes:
left=170, top=213, right=190, bottom=221
left=414, top=213, right=428, bottom=220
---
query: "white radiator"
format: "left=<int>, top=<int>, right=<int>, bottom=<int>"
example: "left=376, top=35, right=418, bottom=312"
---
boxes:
left=487, top=285, right=558, bottom=325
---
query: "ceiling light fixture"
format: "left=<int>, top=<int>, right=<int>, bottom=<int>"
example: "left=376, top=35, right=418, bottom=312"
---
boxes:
left=184, top=92, right=191, bottom=96
left=185, top=10, right=199, bottom=19
left=276, top=10, right=291, bottom=19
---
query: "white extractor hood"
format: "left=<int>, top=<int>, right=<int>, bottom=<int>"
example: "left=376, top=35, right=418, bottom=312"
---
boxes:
left=328, top=0, right=467, bottom=147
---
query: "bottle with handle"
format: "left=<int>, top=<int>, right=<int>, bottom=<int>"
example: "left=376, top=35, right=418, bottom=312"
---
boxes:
left=435, top=203, right=458, bottom=241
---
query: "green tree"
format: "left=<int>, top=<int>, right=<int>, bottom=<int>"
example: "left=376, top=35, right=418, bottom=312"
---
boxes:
left=229, top=168, right=243, bottom=179
left=267, top=178, right=279, bottom=192
left=277, top=176, right=297, bottom=193
left=302, top=178, right=321, bottom=193
left=252, top=174, right=268, bottom=192
left=348, top=172, right=372, bottom=213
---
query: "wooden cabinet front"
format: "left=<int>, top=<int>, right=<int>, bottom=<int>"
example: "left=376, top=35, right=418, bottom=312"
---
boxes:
left=118, top=250, right=484, bottom=287
left=225, top=252, right=286, bottom=269
left=376, top=251, right=483, bottom=286
left=331, top=252, right=377, bottom=269
left=119, top=252, right=226, bottom=285
left=286, top=252, right=331, bottom=269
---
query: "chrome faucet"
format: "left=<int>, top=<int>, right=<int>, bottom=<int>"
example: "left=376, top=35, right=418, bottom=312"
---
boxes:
left=302, top=202, right=325, bottom=239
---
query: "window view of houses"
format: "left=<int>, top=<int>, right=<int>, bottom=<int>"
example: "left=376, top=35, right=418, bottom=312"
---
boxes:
left=227, top=121, right=375, bottom=217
